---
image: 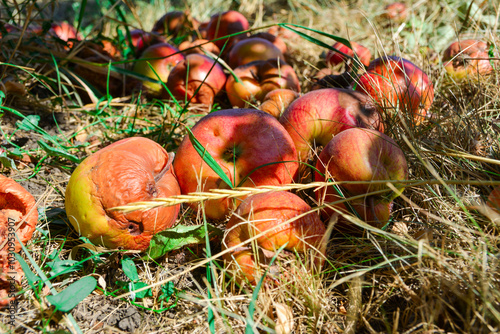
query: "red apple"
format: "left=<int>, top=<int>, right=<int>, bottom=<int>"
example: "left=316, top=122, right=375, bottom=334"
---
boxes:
left=222, top=191, right=326, bottom=284
left=355, top=56, right=434, bottom=124
left=259, top=88, right=299, bottom=118
left=178, top=39, right=221, bottom=55
left=228, top=37, right=285, bottom=68
left=50, top=21, right=81, bottom=45
left=132, top=43, right=184, bottom=95
left=383, top=2, right=408, bottom=23
left=251, top=32, right=287, bottom=54
left=173, top=109, right=299, bottom=220
left=279, top=88, right=384, bottom=162
left=165, top=53, right=226, bottom=105
left=152, top=10, right=200, bottom=38
left=443, top=39, right=497, bottom=80
left=326, top=41, right=371, bottom=68
left=315, top=128, right=408, bottom=229
left=226, top=59, right=300, bottom=108
left=205, top=11, right=250, bottom=50
left=487, top=186, right=500, bottom=212
left=129, top=29, right=166, bottom=57
left=65, top=137, right=181, bottom=250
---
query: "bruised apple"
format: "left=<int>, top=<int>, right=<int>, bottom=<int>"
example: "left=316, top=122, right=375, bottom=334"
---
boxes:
left=205, top=11, right=250, bottom=50
left=279, top=88, right=384, bottom=162
left=65, top=137, right=181, bottom=251
left=173, top=109, right=299, bottom=220
left=132, top=43, right=184, bottom=95
left=259, top=88, right=299, bottom=118
left=442, top=39, right=497, bottom=80
left=166, top=54, right=226, bottom=105
left=315, top=128, right=408, bottom=230
left=226, top=59, right=300, bottom=108
left=228, top=37, right=285, bottom=68
left=0, top=175, right=38, bottom=253
left=356, top=56, right=434, bottom=124
left=326, top=41, right=371, bottom=68
left=222, top=191, right=326, bottom=284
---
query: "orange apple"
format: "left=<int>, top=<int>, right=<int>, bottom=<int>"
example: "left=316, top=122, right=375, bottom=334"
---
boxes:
left=443, top=39, right=497, bottom=80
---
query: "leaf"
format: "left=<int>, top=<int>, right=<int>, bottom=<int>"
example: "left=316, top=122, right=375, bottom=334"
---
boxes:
left=143, top=224, right=223, bottom=260
left=187, top=127, right=234, bottom=189
left=37, top=140, right=81, bottom=163
left=159, top=281, right=175, bottom=301
left=14, top=253, right=40, bottom=287
left=16, top=115, right=40, bottom=131
left=0, top=150, right=18, bottom=170
left=130, top=281, right=151, bottom=300
left=274, top=302, right=294, bottom=334
left=47, top=276, right=97, bottom=312
left=121, top=256, right=139, bottom=282
left=45, top=258, right=83, bottom=277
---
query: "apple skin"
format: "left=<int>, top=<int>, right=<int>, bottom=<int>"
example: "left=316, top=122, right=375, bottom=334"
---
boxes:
left=178, top=39, right=221, bottom=55
left=205, top=11, right=250, bottom=50
left=226, top=59, right=300, bottom=108
left=0, top=175, right=38, bottom=253
left=487, top=186, right=500, bottom=212
left=228, top=37, right=285, bottom=68
left=251, top=32, right=287, bottom=54
left=132, top=43, right=184, bottom=95
left=326, top=41, right=371, bottom=68
left=165, top=53, right=227, bottom=105
left=383, top=2, right=408, bottom=23
left=65, top=137, right=181, bottom=251
left=152, top=11, right=200, bottom=38
left=279, top=88, right=384, bottom=162
left=129, top=29, right=167, bottom=57
left=222, top=191, right=326, bottom=284
left=259, top=88, right=299, bottom=118
left=173, top=109, right=299, bottom=220
left=355, top=56, right=434, bottom=124
left=50, top=22, right=80, bottom=44
left=443, top=40, right=497, bottom=80
left=315, top=128, right=408, bottom=229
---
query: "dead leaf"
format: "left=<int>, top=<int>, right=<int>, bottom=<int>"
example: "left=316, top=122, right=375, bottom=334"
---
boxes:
left=273, top=302, right=294, bottom=334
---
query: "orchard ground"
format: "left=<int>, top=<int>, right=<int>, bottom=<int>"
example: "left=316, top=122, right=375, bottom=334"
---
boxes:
left=1, top=0, right=500, bottom=333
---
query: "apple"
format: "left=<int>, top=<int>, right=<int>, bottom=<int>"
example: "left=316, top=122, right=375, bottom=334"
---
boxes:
left=132, top=43, right=184, bottom=96
left=50, top=21, right=81, bottom=47
left=222, top=191, right=326, bottom=284
left=279, top=88, right=384, bottom=162
left=259, top=88, right=299, bottom=118
left=178, top=39, right=221, bottom=55
left=443, top=39, right=497, bottom=80
left=165, top=53, right=226, bottom=105
left=355, top=56, right=434, bottom=124
left=172, top=109, right=299, bottom=220
left=326, top=41, right=371, bottom=68
left=487, top=186, right=500, bottom=212
left=205, top=10, right=250, bottom=50
left=315, top=128, right=408, bottom=230
left=152, top=10, right=200, bottom=38
left=311, top=69, right=353, bottom=90
left=225, top=59, right=300, bottom=108
left=129, top=29, right=166, bottom=57
left=228, top=37, right=285, bottom=68
left=65, top=137, right=181, bottom=251
left=383, top=2, right=408, bottom=23
left=0, top=174, right=38, bottom=253
left=268, top=25, right=297, bottom=41
left=251, top=32, right=287, bottom=54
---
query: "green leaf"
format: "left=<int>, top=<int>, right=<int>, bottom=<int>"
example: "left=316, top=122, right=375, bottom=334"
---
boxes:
left=14, top=253, right=40, bottom=287
left=37, top=140, right=81, bottom=163
left=16, top=115, right=40, bottom=131
left=45, top=258, right=83, bottom=277
left=186, top=127, right=234, bottom=189
left=121, top=256, right=139, bottom=282
left=47, top=276, right=97, bottom=312
left=159, top=281, right=175, bottom=301
left=130, top=281, right=151, bottom=299
left=143, top=224, right=223, bottom=260
left=0, top=150, right=18, bottom=170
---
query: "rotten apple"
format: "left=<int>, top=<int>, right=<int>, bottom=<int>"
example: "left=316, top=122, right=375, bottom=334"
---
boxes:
left=65, top=137, right=181, bottom=251
left=326, top=41, right=371, bottom=68
left=315, top=128, right=408, bottom=230
left=173, top=109, right=299, bottom=220
left=165, top=53, right=226, bottom=105
left=259, top=88, right=299, bottom=118
left=222, top=191, right=326, bottom=284
left=226, top=59, right=300, bottom=108
left=279, top=88, right=384, bottom=162
left=152, top=10, right=200, bottom=38
left=442, top=39, right=497, bottom=80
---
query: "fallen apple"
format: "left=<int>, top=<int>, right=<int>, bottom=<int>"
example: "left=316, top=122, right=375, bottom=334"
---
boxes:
left=129, top=29, right=166, bottom=57
left=152, top=10, right=200, bottom=38
left=132, top=43, right=184, bottom=96
left=355, top=56, right=434, bottom=124
left=251, top=32, right=287, bottom=54
left=205, top=10, right=250, bottom=50
left=259, top=88, right=299, bottom=118
left=442, top=39, right=497, bottom=80
left=326, top=41, right=371, bottom=68
left=228, top=37, right=285, bottom=68
left=65, top=137, right=181, bottom=250
left=165, top=53, right=226, bottom=105
left=225, top=59, right=300, bottom=108
left=279, top=88, right=384, bottom=162
left=222, top=191, right=326, bottom=284
left=173, top=109, right=299, bottom=220
left=178, top=39, right=221, bottom=56
left=315, top=128, right=408, bottom=230
left=487, top=186, right=500, bottom=212
left=50, top=21, right=81, bottom=47
left=0, top=174, right=38, bottom=253
left=383, top=2, right=408, bottom=23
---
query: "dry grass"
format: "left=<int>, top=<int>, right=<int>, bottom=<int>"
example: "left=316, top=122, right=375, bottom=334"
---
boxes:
left=1, top=0, right=500, bottom=333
